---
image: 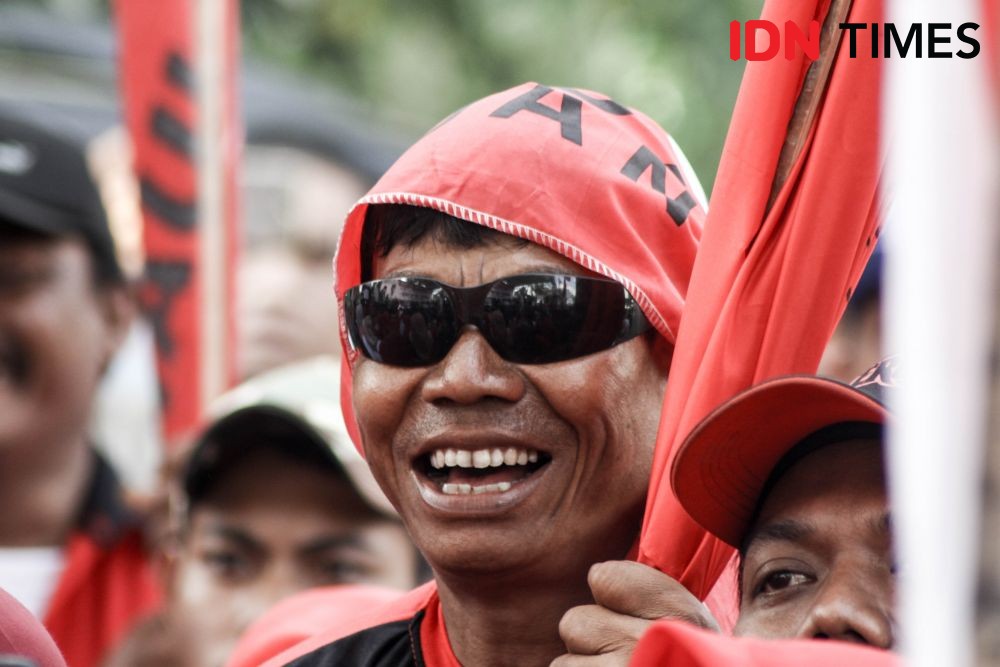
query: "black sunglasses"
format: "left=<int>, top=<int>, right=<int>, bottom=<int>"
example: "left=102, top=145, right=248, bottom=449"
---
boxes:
left=344, top=273, right=652, bottom=367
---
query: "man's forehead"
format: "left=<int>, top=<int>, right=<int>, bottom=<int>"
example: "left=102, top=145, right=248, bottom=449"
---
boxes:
left=741, top=438, right=886, bottom=540
left=373, top=232, right=597, bottom=284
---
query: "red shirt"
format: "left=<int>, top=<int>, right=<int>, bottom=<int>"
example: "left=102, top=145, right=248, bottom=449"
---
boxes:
left=41, top=454, right=162, bottom=667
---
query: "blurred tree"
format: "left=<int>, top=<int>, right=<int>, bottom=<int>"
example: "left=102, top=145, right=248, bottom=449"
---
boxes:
left=238, top=0, right=763, bottom=191
left=30, top=0, right=763, bottom=191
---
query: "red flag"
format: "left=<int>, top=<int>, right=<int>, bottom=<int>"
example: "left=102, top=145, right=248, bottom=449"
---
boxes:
left=115, top=1, right=241, bottom=442
left=638, top=0, right=883, bottom=599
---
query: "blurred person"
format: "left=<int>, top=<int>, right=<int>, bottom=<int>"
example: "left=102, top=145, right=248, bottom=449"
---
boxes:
left=554, top=357, right=897, bottom=665
left=0, top=106, right=160, bottom=666
left=819, top=245, right=882, bottom=381
left=231, top=82, right=709, bottom=667
left=238, top=147, right=371, bottom=380
left=107, top=357, right=424, bottom=666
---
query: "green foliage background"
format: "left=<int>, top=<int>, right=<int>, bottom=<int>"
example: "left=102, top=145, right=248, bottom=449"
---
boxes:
left=23, top=0, right=763, bottom=192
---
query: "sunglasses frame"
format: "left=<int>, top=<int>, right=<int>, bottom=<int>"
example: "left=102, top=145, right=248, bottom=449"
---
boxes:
left=344, top=272, right=652, bottom=367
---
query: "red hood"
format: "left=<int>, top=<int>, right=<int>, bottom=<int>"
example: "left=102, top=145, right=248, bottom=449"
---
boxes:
left=333, top=82, right=705, bottom=451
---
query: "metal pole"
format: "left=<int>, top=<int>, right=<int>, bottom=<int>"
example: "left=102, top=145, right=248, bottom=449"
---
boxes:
left=195, top=0, right=229, bottom=413
left=884, top=0, right=1000, bottom=665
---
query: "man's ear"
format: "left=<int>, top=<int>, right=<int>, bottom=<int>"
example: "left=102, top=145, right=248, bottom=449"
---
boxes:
left=95, top=281, right=136, bottom=375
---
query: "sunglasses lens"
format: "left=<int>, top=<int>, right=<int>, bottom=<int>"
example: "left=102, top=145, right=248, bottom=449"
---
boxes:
left=345, top=278, right=457, bottom=366
left=484, top=275, right=629, bottom=364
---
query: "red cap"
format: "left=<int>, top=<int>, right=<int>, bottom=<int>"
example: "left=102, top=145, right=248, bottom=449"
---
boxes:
left=671, top=357, right=896, bottom=547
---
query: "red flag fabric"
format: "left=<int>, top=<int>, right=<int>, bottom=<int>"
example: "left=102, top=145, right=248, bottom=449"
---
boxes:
left=638, top=0, right=883, bottom=599
left=985, top=0, right=1000, bottom=92
left=629, top=619, right=898, bottom=667
left=115, top=0, right=241, bottom=442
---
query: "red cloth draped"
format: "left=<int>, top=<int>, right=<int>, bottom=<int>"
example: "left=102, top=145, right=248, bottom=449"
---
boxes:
left=638, top=0, right=884, bottom=599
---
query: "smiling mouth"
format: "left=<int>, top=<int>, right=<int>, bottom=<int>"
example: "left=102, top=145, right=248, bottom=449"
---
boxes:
left=416, top=446, right=552, bottom=496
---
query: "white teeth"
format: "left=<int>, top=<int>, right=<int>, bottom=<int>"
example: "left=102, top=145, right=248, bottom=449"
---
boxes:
left=442, top=483, right=474, bottom=495
left=468, top=481, right=515, bottom=495
left=472, top=449, right=491, bottom=468
left=427, top=447, right=544, bottom=469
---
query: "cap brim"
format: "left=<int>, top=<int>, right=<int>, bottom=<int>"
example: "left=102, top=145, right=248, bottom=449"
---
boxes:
left=670, top=375, right=886, bottom=548
left=184, top=404, right=397, bottom=518
left=0, top=189, right=79, bottom=236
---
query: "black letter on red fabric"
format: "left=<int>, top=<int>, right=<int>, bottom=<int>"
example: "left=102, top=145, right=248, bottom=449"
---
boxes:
left=141, top=260, right=192, bottom=359
left=491, top=84, right=584, bottom=145
left=620, top=146, right=696, bottom=226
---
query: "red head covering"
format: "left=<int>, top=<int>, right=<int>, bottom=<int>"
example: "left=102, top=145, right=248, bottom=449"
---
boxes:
left=333, top=82, right=705, bottom=451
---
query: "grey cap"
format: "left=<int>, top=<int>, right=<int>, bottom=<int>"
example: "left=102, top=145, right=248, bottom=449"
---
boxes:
left=184, top=356, right=396, bottom=518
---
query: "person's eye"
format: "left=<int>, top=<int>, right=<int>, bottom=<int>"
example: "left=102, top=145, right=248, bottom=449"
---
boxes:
left=317, top=558, right=371, bottom=584
left=755, top=570, right=814, bottom=596
left=0, top=266, right=54, bottom=296
left=201, top=549, right=253, bottom=582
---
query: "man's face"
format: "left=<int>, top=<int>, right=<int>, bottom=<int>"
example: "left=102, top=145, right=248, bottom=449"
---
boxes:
left=352, top=233, right=669, bottom=582
left=173, top=447, right=417, bottom=663
left=735, top=438, right=894, bottom=648
left=0, top=232, right=125, bottom=451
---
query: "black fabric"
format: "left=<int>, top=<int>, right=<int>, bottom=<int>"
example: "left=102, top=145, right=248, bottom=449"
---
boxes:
left=285, top=611, right=426, bottom=667
left=0, top=103, right=123, bottom=283
left=74, top=449, right=141, bottom=548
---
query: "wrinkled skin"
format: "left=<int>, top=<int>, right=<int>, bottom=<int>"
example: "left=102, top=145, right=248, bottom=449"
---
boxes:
left=552, top=560, right=718, bottom=667
left=735, top=438, right=894, bottom=647
left=352, top=233, right=670, bottom=666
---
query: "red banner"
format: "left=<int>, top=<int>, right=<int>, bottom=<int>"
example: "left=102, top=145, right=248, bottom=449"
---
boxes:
left=115, top=1, right=241, bottom=442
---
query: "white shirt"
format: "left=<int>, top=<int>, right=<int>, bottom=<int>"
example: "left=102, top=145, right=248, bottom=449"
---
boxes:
left=0, top=547, right=65, bottom=618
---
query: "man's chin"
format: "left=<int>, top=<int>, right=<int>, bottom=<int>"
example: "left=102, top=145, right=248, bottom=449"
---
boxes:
left=418, top=527, right=555, bottom=581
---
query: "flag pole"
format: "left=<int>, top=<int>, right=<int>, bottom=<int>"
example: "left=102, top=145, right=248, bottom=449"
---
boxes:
left=195, top=0, right=240, bottom=413
left=196, top=0, right=228, bottom=412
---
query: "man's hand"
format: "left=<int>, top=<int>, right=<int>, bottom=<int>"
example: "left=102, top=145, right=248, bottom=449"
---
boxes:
left=551, top=560, right=720, bottom=666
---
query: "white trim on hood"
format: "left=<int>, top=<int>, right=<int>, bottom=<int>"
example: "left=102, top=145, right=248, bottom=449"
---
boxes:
left=349, top=191, right=675, bottom=342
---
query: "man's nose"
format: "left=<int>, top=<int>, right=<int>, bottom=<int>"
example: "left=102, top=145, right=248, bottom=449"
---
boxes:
left=795, top=569, right=894, bottom=649
left=421, top=329, right=525, bottom=405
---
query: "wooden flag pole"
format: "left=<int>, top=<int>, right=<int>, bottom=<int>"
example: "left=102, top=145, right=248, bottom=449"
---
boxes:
left=766, top=0, right=853, bottom=213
